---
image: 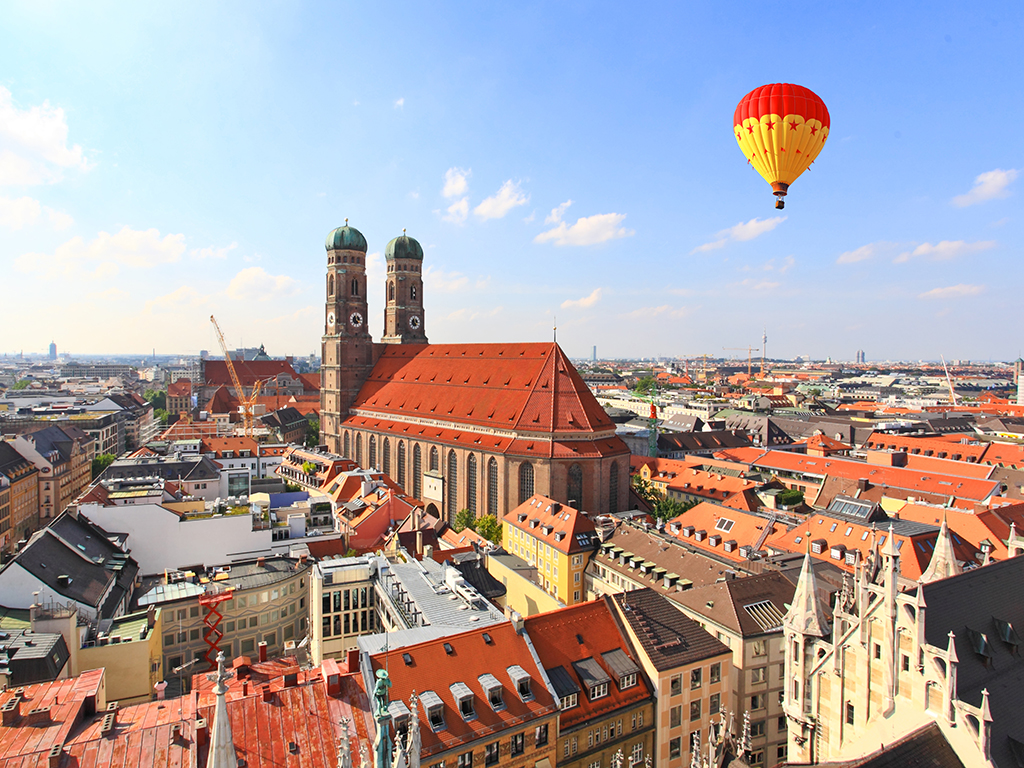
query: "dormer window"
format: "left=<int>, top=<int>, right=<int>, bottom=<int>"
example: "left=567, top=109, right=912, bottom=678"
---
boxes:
left=389, top=700, right=411, bottom=736
left=450, top=682, right=476, bottom=720
left=478, top=673, right=505, bottom=711
left=572, top=657, right=611, bottom=702
left=620, top=673, right=637, bottom=690
left=420, top=690, right=446, bottom=731
left=590, top=682, right=609, bottom=700
left=507, top=665, right=533, bottom=701
left=560, top=693, right=578, bottom=710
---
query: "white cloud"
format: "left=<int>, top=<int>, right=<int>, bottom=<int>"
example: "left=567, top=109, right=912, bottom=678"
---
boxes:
left=918, top=284, right=985, bottom=300
left=734, top=278, right=781, bottom=292
left=764, top=255, right=795, bottom=274
left=474, top=180, right=529, bottom=220
left=16, top=226, right=186, bottom=280
left=545, top=200, right=573, bottom=225
left=837, top=242, right=887, bottom=264
left=0, top=196, right=41, bottom=229
left=191, top=242, right=238, bottom=260
left=46, top=207, right=73, bottom=230
left=144, top=286, right=211, bottom=313
left=894, top=240, right=996, bottom=263
left=394, top=98, right=405, bottom=109
left=442, top=167, right=471, bottom=199
left=425, top=266, right=489, bottom=292
left=443, top=197, right=469, bottom=225
left=535, top=212, right=634, bottom=247
left=951, top=169, right=1017, bottom=207
left=0, top=86, right=92, bottom=185
left=226, top=267, right=300, bottom=301
left=561, top=288, right=602, bottom=309
left=691, top=216, right=786, bottom=254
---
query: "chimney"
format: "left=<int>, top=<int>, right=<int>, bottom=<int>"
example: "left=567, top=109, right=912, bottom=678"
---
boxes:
left=242, top=679, right=249, bottom=696
left=258, top=641, right=268, bottom=663
left=346, top=648, right=360, bottom=675
left=283, top=670, right=299, bottom=688
left=261, top=685, right=273, bottom=703
left=0, top=697, right=20, bottom=726
left=47, top=745, right=63, bottom=768
left=416, top=529, right=424, bottom=559
left=147, top=605, right=156, bottom=629
left=256, top=556, right=266, bottom=568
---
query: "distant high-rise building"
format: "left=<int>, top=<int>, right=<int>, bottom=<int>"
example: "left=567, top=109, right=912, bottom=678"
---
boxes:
left=592, top=345, right=597, bottom=362
left=856, top=349, right=865, bottom=364
left=48, top=341, right=56, bottom=361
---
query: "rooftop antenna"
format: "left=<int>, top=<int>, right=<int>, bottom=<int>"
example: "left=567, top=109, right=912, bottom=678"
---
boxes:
left=553, top=315, right=557, bottom=343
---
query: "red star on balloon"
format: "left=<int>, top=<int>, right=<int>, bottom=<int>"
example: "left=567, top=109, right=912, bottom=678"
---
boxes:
left=788, top=120, right=798, bottom=130
left=766, top=120, right=776, bottom=130
left=810, top=126, right=818, bottom=135
left=746, top=124, right=754, bottom=134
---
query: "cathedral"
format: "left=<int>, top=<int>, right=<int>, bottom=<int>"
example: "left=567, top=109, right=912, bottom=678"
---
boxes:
left=319, top=222, right=630, bottom=524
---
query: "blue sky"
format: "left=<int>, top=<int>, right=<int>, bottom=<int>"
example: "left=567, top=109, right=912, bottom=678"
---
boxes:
left=1, top=2, right=1021, bottom=361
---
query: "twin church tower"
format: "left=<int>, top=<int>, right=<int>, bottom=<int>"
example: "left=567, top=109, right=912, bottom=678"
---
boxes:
left=320, top=222, right=427, bottom=450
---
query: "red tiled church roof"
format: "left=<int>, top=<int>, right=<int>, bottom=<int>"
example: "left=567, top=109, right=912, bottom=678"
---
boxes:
left=204, top=358, right=300, bottom=388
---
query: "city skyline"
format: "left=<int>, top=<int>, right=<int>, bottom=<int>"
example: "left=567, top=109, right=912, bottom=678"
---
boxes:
left=1, top=3, right=1021, bottom=359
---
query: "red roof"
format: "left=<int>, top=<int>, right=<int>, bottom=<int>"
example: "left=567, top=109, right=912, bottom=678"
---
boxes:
left=369, top=622, right=557, bottom=758
left=667, top=502, right=779, bottom=563
left=299, top=372, right=321, bottom=392
left=351, top=342, right=616, bottom=435
left=505, top=494, right=598, bottom=554
left=203, top=358, right=300, bottom=388
left=200, top=435, right=259, bottom=456
left=523, top=600, right=652, bottom=729
left=167, top=378, right=192, bottom=398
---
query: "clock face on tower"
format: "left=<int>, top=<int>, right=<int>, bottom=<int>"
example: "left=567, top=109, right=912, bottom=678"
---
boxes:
left=327, top=311, right=335, bottom=329
left=409, top=315, right=421, bottom=330
left=349, top=311, right=364, bottom=328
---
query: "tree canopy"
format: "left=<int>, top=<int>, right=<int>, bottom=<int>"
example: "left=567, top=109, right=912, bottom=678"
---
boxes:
left=91, top=453, right=117, bottom=480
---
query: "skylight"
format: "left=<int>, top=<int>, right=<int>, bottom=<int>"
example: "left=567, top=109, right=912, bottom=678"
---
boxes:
left=714, top=518, right=735, bottom=533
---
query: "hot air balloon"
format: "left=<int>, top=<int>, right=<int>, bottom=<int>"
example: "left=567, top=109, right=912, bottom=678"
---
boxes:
left=734, top=83, right=830, bottom=209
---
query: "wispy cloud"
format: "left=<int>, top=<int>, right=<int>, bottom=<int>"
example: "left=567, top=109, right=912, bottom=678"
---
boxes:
left=0, top=195, right=73, bottom=230
left=691, top=216, right=785, bottom=254
left=393, top=97, right=405, bottom=109
left=734, top=278, right=781, bottom=292
left=894, top=240, right=996, bottom=263
left=952, top=168, right=1017, bottom=207
left=424, top=266, right=490, bottom=293
left=191, top=242, right=238, bottom=260
left=16, top=226, right=186, bottom=280
left=226, top=267, right=300, bottom=301
left=535, top=212, right=634, bottom=247
left=474, top=180, right=529, bottom=220
left=764, top=255, right=795, bottom=274
left=442, top=167, right=471, bottom=199
left=0, top=86, right=93, bottom=186
left=443, top=197, right=469, bottom=225
left=620, top=305, right=693, bottom=320
left=561, top=288, right=602, bottom=309
left=144, top=286, right=211, bottom=313
left=836, top=241, right=892, bottom=264
left=918, top=284, right=985, bottom=300
left=545, top=200, right=573, bottom=225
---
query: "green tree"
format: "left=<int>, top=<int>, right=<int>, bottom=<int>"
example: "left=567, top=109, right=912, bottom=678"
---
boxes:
left=777, top=489, right=804, bottom=507
left=11, top=380, right=30, bottom=390
left=143, top=389, right=167, bottom=410
left=301, top=461, right=316, bottom=475
left=634, top=376, right=657, bottom=396
left=453, top=508, right=477, bottom=533
left=652, top=496, right=697, bottom=521
left=475, top=514, right=502, bottom=544
left=91, top=453, right=117, bottom=479
left=305, top=417, right=320, bottom=448
left=630, top=475, right=660, bottom=505
left=154, top=408, right=169, bottom=425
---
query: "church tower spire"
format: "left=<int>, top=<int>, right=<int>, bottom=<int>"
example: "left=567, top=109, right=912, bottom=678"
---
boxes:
left=382, top=231, right=427, bottom=344
left=784, top=543, right=829, bottom=638
left=920, top=514, right=962, bottom=583
left=320, top=221, right=376, bottom=454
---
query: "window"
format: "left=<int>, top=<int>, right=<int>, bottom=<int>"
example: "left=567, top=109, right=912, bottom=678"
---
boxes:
left=620, top=672, right=637, bottom=690
left=369, top=435, right=377, bottom=468
left=751, top=667, right=767, bottom=684
left=709, top=693, right=720, bottom=715
left=397, top=441, right=406, bottom=488
left=777, top=745, right=788, bottom=763
left=750, top=693, right=765, bottom=710
left=590, top=761, right=602, bottom=768
left=902, top=654, right=910, bottom=672
left=752, top=639, right=767, bottom=656
left=670, top=674, right=682, bottom=696
left=457, top=752, right=472, bottom=768
left=485, top=742, right=499, bottom=766
left=690, top=700, right=701, bottom=721
left=874, top=643, right=881, bottom=659
left=710, top=662, right=721, bottom=684
left=751, top=720, right=765, bottom=737
left=670, top=705, right=682, bottom=728
left=519, top=462, right=534, bottom=503
left=163, top=633, right=174, bottom=647
left=630, top=742, right=643, bottom=766
left=609, top=462, right=619, bottom=513
left=560, top=693, right=578, bottom=710
left=487, top=457, right=498, bottom=515
left=467, top=453, right=477, bottom=515
left=535, top=724, right=548, bottom=747
left=351, top=278, right=359, bottom=296
left=568, top=463, right=583, bottom=506
left=413, top=445, right=422, bottom=499
left=430, top=446, right=439, bottom=472
left=564, top=741, right=570, bottom=758
left=669, top=737, right=681, bottom=760
left=690, top=668, right=702, bottom=689
left=748, top=750, right=764, bottom=766
left=510, top=732, right=525, bottom=757
left=428, top=703, right=445, bottom=731
left=845, top=702, right=855, bottom=725
left=589, top=682, right=609, bottom=700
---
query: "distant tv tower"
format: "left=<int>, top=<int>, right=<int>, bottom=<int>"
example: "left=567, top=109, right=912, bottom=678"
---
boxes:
left=761, top=327, right=768, bottom=374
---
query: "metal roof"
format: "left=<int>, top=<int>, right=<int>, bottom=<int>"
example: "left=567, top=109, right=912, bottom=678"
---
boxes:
left=545, top=665, right=580, bottom=700
left=600, top=648, right=640, bottom=680
left=571, top=657, right=610, bottom=689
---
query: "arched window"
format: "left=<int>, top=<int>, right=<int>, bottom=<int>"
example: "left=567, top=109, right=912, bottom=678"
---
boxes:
left=328, top=274, right=334, bottom=297
left=368, top=435, right=377, bottom=468
left=383, top=437, right=391, bottom=477
left=429, top=446, right=439, bottom=472
left=447, top=451, right=459, bottom=523
left=413, top=445, right=422, bottom=500
left=567, top=463, right=583, bottom=507
left=355, top=433, right=362, bottom=465
left=410, top=285, right=417, bottom=301
left=343, top=431, right=350, bottom=458
left=488, top=458, right=499, bottom=516
left=519, top=462, right=534, bottom=504
left=397, top=441, right=406, bottom=489
left=608, top=462, right=619, bottom=514
left=351, top=278, right=359, bottom=296
left=467, top=454, right=478, bottom=515
left=388, top=282, right=395, bottom=301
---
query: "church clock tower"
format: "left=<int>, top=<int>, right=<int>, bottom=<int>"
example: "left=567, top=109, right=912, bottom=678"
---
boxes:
left=382, top=231, right=427, bottom=344
left=320, top=221, right=376, bottom=454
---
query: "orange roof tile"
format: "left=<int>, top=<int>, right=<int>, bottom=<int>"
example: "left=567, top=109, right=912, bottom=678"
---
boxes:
left=505, top=494, right=598, bottom=554
left=665, top=502, right=778, bottom=563
left=203, top=358, right=301, bottom=388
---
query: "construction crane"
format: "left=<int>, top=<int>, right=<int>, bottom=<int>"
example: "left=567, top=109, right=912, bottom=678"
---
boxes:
left=941, top=355, right=959, bottom=408
left=723, top=346, right=757, bottom=377
left=210, top=315, right=261, bottom=438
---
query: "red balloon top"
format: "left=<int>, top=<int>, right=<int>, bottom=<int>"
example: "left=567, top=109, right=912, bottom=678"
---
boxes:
left=734, top=83, right=830, bottom=128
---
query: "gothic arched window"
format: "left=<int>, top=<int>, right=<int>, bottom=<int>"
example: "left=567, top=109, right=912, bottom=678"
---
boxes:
left=343, top=431, right=350, bottom=458
left=609, top=462, right=619, bottom=514
left=447, top=451, right=459, bottom=523
left=368, top=435, right=377, bottom=468
left=567, top=463, right=583, bottom=507
left=413, top=445, right=422, bottom=499
left=355, top=433, right=362, bottom=465
left=397, top=441, right=406, bottom=489
left=351, top=278, right=359, bottom=296
left=429, top=446, right=439, bottom=472
left=328, top=274, right=334, bottom=297
left=519, top=462, right=534, bottom=504
left=487, top=458, right=499, bottom=516
left=383, top=437, right=391, bottom=477
left=388, top=282, right=395, bottom=301
left=467, top=454, right=477, bottom=515
left=410, top=285, right=417, bottom=301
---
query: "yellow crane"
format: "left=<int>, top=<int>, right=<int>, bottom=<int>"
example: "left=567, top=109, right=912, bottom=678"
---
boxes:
left=723, top=346, right=757, bottom=376
left=210, top=315, right=262, bottom=438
